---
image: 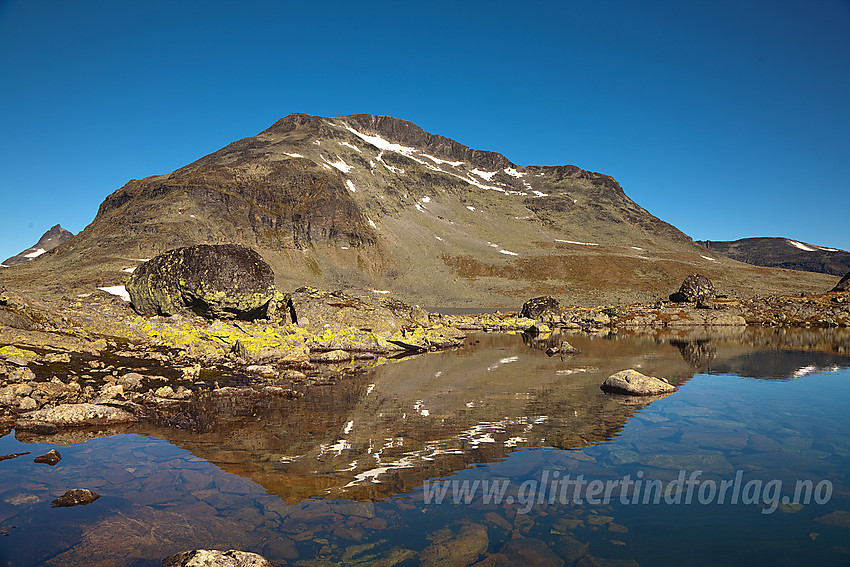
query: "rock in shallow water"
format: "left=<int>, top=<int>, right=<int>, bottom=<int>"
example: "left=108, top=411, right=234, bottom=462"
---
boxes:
left=51, top=488, right=100, bottom=508
left=16, top=403, right=136, bottom=431
left=601, top=369, right=676, bottom=396
left=162, top=549, right=276, bottom=567
left=126, top=244, right=278, bottom=320
left=34, top=449, right=61, bottom=465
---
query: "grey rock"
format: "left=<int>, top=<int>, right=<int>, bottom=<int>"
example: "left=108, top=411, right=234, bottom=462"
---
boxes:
left=126, top=244, right=278, bottom=320
left=520, top=296, right=561, bottom=321
left=162, top=549, right=276, bottom=567
left=16, top=403, right=136, bottom=431
left=118, top=372, right=144, bottom=391
left=670, top=273, right=716, bottom=303
left=601, top=369, right=677, bottom=396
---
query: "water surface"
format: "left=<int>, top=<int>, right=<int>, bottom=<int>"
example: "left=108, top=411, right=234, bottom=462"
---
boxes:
left=2, top=328, right=849, bottom=566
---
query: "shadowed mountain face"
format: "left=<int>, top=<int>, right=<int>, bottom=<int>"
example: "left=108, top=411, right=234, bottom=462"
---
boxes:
left=1, top=224, right=73, bottom=267
left=3, top=114, right=835, bottom=305
left=700, top=237, right=850, bottom=277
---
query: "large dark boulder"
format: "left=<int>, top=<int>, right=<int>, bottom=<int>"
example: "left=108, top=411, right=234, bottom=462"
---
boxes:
left=832, top=271, right=850, bottom=292
left=520, top=296, right=561, bottom=320
left=670, top=273, right=715, bottom=303
left=126, top=245, right=277, bottom=320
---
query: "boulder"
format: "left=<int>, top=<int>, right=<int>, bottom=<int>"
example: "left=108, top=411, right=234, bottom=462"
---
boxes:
left=520, top=296, right=561, bottom=321
left=670, top=273, right=715, bottom=303
left=162, top=549, right=276, bottom=567
left=126, top=244, right=278, bottom=320
left=287, top=287, right=429, bottom=334
left=601, top=369, right=676, bottom=396
left=16, top=403, right=136, bottom=432
left=832, top=271, right=850, bottom=292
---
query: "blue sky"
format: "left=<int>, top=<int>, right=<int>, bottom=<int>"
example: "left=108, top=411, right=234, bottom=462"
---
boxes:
left=1, top=0, right=848, bottom=262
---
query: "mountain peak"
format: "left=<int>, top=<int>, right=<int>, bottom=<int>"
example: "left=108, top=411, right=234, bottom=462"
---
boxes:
left=2, top=224, right=73, bottom=267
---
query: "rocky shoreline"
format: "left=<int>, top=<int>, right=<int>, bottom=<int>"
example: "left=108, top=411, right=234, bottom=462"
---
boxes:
left=2, top=266, right=849, bottom=434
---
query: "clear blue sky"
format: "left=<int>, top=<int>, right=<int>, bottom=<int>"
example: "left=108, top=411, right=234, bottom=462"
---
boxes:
left=1, top=0, right=848, bottom=262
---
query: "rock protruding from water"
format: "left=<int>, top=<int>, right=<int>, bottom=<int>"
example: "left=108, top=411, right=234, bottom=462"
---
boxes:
left=670, top=273, right=716, bottom=303
left=520, top=296, right=561, bottom=321
left=34, top=449, right=62, bottom=465
left=832, top=271, right=850, bottom=292
left=162, top=549, right=276, bottom=567
left=16, top=403, right=136, bottom=432
left=601, top=369, right=676, bottom=396
left=126, top=244, right=278, bottom=320
left=51, top=488, right=100, bottom=508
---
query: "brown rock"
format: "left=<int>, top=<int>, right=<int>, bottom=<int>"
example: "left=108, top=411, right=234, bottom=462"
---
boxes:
left=51, top=488, right=100, bottom=508
left=34, top=449, right=62, bottom=465
left=421, top=523, right=489, bottom=567
left=162, top=549, right=276, bottom=567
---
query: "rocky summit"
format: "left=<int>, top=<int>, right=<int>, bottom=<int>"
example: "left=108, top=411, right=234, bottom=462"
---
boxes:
left=1, top=113, right=836, bottom=306
left=2, top=224, right=73, bottom=267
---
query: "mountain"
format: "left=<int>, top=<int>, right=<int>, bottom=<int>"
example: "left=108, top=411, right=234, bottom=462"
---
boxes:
left=1, top=224, right=73, bottom=267
left=2, top=114, right=835, bottom=306
left=699, top=238, right=850, bottom=277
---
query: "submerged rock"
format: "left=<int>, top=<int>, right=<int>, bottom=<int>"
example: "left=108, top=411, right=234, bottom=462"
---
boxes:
left=420, top=523, right=489, bottom=567
left=501, top=537, right=564, bottom=566
left=670, top=273, right=715, bottom=303
left=162, top=549, right=276, bottom=567
left=601, top=369, right=676, bottom=396
left=126, top=244, right=278, bottom=320
left=51, top=488, right=100, bottom=508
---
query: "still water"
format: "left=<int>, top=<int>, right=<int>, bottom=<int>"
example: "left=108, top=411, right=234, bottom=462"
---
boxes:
left=1, top=328, right=849, bottom=566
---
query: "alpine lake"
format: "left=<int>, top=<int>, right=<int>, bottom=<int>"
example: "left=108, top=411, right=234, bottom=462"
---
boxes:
left=2, top=326, right=850, bottom=566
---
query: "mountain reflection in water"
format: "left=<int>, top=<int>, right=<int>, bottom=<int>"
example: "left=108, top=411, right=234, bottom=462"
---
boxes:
left=123, top=328, right=850, bottom=502
left=2, top=327, right=850, bottom=566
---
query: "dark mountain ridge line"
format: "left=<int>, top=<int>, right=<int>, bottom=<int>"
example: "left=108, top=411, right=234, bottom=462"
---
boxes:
left=700, top=237, right=850, bottom=277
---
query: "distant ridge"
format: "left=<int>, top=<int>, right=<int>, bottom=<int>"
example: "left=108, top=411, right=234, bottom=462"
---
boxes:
left=699, top=238, right=850, bottom=277
left=2, top=224, right=73, bottom=267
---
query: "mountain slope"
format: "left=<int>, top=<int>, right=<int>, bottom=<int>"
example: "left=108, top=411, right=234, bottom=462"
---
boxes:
left=699, top=238, right=850, bottom=277
left=1, top=224, right=73, bottom=267
left=2, top=114, right=835, bottom=305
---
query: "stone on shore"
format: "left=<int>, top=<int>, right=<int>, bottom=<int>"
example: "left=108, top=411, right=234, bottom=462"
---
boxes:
left=16, top=403, right=136, bottom=432
left=832, top=271, right=850, bottom=292
left=601, top=369, right=676, bottom=396
left=670, top=273, right=716, bottom=303
left=126, top=244, right=278, bottom=320
left=162, top=549, right=276, bottom=567
left=520, top=296, right=561, bottom=321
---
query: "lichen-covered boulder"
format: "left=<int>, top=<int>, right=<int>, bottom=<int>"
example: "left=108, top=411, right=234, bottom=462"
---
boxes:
left=670, top=273, right=715, bottom=303
left=287, top=287, right=429, bottom=334
left=126, top=244, right=278, bottom=320
left=520, top=296, right=561, bottom=320
left=832, top=271, right=850, bottom=292
left=601, top=369, right=676, bottom=396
